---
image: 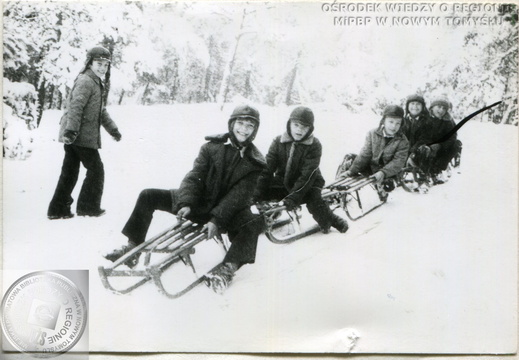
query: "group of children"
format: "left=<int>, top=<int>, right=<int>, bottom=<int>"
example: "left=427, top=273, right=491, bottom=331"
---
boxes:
left=48, top=46, right=462, bottom=294
left=400, top=94, right=462, bottom=192
left=337, top=94, right=462, bottom=196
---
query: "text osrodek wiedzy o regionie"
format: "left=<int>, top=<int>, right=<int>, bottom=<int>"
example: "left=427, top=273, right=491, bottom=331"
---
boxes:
left=321, top=2, right=516, bottom=26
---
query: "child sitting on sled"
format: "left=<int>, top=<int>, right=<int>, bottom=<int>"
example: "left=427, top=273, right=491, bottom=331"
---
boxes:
left=336, top=105, right=409, bottom=200
left=427, top=96, right=462, bottom=184
left=104, top=105, right=267, bottom=293
left=400, top=94, right=437, bottom=193
left=252, top=106, right=349, bottom=234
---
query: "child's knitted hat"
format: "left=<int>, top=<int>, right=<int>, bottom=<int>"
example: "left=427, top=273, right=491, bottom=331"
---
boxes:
left=430, top=96, right=451, bottom=110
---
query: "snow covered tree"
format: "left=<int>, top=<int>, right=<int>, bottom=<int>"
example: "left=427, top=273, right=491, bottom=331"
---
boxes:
left=3, top=78, right=38, bottom=159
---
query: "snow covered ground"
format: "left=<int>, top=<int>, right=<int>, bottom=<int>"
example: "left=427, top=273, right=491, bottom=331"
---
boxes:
left=2, top=103, right=517, bottom=354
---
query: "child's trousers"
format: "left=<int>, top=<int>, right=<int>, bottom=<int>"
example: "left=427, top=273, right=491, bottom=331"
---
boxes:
left=48, top=144, right=104, bottom=216
left=122, top=188, right=265, bottom=267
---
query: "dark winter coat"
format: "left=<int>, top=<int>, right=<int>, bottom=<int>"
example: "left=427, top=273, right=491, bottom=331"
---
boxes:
left=349, top=127, right=409, bottom=178
left=429, top=112, right=457, bottom=151
left=255, top=132, right=325, bottom=206
left=175, top=133, right=266, bottom=229
left=58, top=69, right=119, bottom=149
left=401, top=113, right=435, bottom=153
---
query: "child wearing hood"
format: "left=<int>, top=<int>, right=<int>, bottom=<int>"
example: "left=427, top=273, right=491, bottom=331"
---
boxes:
left=105, top=105, right=267, bottom=293
left=336, top=105, right=409, bottom=200
left=253, top=106, right=349, bottom=234
left=400, top=94, right=436, bottom=191
left=402, top=94, right=434, bottom=159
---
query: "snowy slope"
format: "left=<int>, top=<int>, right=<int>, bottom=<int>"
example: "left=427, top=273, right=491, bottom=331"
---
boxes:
left=2, top=103, right=517, bottom=353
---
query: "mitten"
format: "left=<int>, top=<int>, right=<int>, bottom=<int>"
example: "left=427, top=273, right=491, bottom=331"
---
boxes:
left=112, top=129, right=122, bottom=142
left=63, top=130, right=78, bottom=145
left=283, top=198, right=297, bottom=211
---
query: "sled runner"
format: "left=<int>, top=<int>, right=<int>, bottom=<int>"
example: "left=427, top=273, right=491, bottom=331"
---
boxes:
left=261, top=175, right=386, bottom=244
left=261, top=204, right=321, bottom=244
left=324, top=175, right=387, bottom=221
left=98, top=220, right=228, bottom=298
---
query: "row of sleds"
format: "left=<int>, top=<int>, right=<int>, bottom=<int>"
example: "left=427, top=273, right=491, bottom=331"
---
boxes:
left=98, top=161, right=459, bottom=298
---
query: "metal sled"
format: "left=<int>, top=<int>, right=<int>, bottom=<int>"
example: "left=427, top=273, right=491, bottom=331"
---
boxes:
left=262, top=175, right=386, bottom=244
left=324, top=175, right=387, bottom=221
left=98, top=220, right=228, bottom=298
left=262, top=204, right=321, bottom=244
left=399, top=161, right=459, bottom=194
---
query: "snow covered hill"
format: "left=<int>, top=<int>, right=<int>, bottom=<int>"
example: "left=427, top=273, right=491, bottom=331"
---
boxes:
left=2, top=103, right=517, bottom=354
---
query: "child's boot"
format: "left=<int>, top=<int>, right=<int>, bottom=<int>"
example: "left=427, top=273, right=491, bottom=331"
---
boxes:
left=206, top=262, right=238, bottom=294
left=104, top=241, right=140, bottom=269
left=331, top=214, right=349, bottom=233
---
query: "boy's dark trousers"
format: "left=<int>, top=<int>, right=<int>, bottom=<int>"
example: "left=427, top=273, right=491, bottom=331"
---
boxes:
left=263, top=182, right=334, bottom=229
left=431, top=141, right=460, bottom=173
left=121, top=188, right=265, bottom=266
left=48, top=144, right=104, bottom=216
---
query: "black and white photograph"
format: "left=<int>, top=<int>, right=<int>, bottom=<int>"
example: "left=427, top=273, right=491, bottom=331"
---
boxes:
left=2, top=0, right=517, bottom=358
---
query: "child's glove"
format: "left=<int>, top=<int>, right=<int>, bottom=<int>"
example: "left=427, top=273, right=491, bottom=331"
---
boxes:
left=112, top=129, right=122, bottom=142
left=63, top=130, right=78, bottom=145
left=283, top=198, right=297, bottom=211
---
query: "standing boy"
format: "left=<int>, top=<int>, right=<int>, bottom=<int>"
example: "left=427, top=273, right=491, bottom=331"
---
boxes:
left=48, top=46, right=121, bottom=219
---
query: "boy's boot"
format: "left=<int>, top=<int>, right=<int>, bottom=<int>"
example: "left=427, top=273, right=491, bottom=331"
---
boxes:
left=104, top=241, right=140, bottom=269
left=375, top=185, right=389, bottom=202
left=331, top=214, right=349, bottom=233
left=320, top=223, right=332, bottom=234
left=206, top=262, right=238, bottom=294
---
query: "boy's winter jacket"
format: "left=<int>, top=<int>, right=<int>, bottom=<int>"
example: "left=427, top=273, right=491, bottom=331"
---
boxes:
left=176, top=133, right=266, bottom=229
left=349, top=127, right=409, bottom=178
left=255, top=132, right=325, bottom=206
left=58, top=69, right=119, bottom=149
left=429, top=113, right=457, bottom=151
left=401, top=113, right=434, bottom=153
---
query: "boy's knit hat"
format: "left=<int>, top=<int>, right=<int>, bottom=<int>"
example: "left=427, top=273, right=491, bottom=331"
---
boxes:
left=430, top=96, right=451, bottom=110
left=289, top=106, right=314, bottom=127
left=86, top=46, right=111, bottom=63
left=383, top=105, right=405, bottom=119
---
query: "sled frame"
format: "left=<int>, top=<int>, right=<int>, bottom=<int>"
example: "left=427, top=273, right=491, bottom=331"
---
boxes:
left=263, top=205, right=321, bottom=244
left=263, top=175, right=386, bottom=244
left=325, top=176, right=386, bottom=221
left=98, top=220, right=228, bottom=297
